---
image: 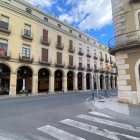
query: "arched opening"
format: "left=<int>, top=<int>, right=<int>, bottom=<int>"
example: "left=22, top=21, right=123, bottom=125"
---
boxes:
left=38, top=68, right=49, bottom=93
left=0, top=63, right=11, bottom=95
left=100, top=75, right=104, bottom=90
left=115, top=76, right=117, bottom=88
left=54, top=70, right=62, bottom=91
left=86, top=73, right=90, bottom=90
left=67, top=71, right=73, bottom=91
left=17, top=66, right=33, bottom=94
left=110, top=76, right=113, bottom=89
left=78, top=72, right=82, bottom=90
left=93, top=75, right=96, bottom=90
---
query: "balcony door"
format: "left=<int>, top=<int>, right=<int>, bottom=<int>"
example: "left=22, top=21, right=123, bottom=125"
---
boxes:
left=57, top=35, right=61, bottom=46
left=42, top=48, right=48, bottom=62
left=57, top=52, right=62, bottom=64
left=87, top=59, right=90, bottom=69
left=24, top=24, right=31, bottom=36
left=79, top=57, right=82, bottom=67
left=43, top=29, right=48, bottom=42
left=0, top=16, right=9, bottom=30
left=22, top=48, right=30, bottom=60
left=69, top=40, right=73, bottom=50
left=100, top=52, right=102, bottom=58
left=0, top=39, right=8, bottom=56
left=69, top=55, right=73, bottom=66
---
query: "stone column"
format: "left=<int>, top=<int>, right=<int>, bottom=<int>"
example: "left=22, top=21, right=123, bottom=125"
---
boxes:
left=49, top=75, right=54, bottom=93
left=32, top=74, right=38, bottom=94
left=108, top=76, right=111, bottom=89
left=82, top=76, right=86, bottom=91
left=112, top=77, right=115, bottom=89
left=90, top=76, right=94, bottom=90
left=103, top=75, right=106, bottom=90
left=9, top=73, right=17, bottom=96
left=73, top=76, right=78, bottom=91
left=97, top=74, right=100, bottom=90
left=62, top=76, right=67, bottom=92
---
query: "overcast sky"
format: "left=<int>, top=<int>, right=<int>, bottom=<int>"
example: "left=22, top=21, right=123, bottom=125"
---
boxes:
left=25, top=0, right=114, bottom=46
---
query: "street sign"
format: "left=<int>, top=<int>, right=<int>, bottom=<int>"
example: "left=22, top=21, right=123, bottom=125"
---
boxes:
left=105, top=76, right=108, bottom=81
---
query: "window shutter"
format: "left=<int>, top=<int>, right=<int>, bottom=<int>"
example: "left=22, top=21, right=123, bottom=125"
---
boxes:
left=69, top=40, right=72, bottom=49
left=1, top=16, right=9, bottom=23
left=25, top=24, right=31, bottom=30
left=43, top=29, right=48, bottom=41
left=57, top=35, right=61, bottom=46
left=57, top=52, right=62, bottom=64
left=42, top=48, right=48, bottom=62
left=69, top=55, right=73, bottom=66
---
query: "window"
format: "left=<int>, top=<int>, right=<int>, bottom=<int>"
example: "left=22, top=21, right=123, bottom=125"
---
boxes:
left=57, top=52, right=62, bottom=64
left=22, top=45, right=30, bottom=59
left=79, top=34, right=81, bottom=38
left=0, top=15, right=9, bottom=30
left=79, top=44, right=82, bottom=52
left=0, top=39, right=8, bottom=56
left=105, top=54, right=107, bottom=60
left=69, top=30, right=72, bottom=33
left=79, top=57, right=82, bottom=67
left=105, top=47, right=106, bottom=49
left=87, top=38, right=89, bottom=41
left=100, top=63, right=103, bottom=69
left=69, top=55, right=73, bottom=66
left=69, top=40, right=73, bottom=49
left=100, top=52, right=102, bottom=58
left=106, top=64, right=108, bottom=69
left=26, top=8, right=31, bottom=14
left=42, top=48, right=48, bottom=62
left=44, top=17, right=48, bottom=22
left=94, top=49, right=96, bottom=56
left=58, top=24, right=61, bottom=28
left=87, top=47, right=90, bottom=54
left=100, top=44, right=101, bottom=47
left=94, top=42, right=95, bottom=44
left=110, top=57, right=112, bottom=62
left=43, top=29, right=48, bottom=41
left=94, top=61, right=97, bottom=69
left=87, top=59, right=90, bottom=69
left=24, top=24, right=31, bottom=36
left=57, top=35, right=61, bottom=46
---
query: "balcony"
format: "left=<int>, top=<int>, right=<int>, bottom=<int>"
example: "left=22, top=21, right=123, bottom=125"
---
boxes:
left=130, top=0, right=138, bottom=3
left=110, top=70, right=118, bottom=75
left=0, top=50, right=11, bottom=59
left=100, top=68, right=105, bottom=73
left=100, top=57, right=104, bottom=61
left=86, top=66, right=93, bottom=71
left=105, top=68, right=110, bottom=74
left=93, top=55, right=98, bottom=60
left=0, top=21, right=11, bottom=34
left=68, top=46, right=75, bottom=53
left=40, top=37, right=51, bottom=45
left=109, top=29, right=140, bottom=55
left=110, top=60, right=113, bottom=64
left=86, top=52, right=92, bottom=58
left=67, top=63, right=76, bottom=69
left=21, top=29, right=34, bottom=40
left=39, top=57, right=52, bottom=65
left=55, top=60, right=65, bottom=67
left=94, top=67, right=99, bottom=73
left=19, top=53, right=34, bottom=62
left=78, top=50, right=84, bottom=55
left=56, top=42, right=64, bottom=49
left=78, top=65, right=85, bottom=70
left=105, top=59, right=109, bottom=63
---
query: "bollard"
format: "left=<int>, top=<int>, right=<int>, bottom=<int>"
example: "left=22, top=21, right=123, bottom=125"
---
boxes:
left=92, top=91, right=94, bottom=100
left=47, top=91, right=49, bottom=94
left=105, top=90, right=106, bottom=96
left=26, top=91, right=28, bottom=96
left=63, top=90, right=64, bottom=93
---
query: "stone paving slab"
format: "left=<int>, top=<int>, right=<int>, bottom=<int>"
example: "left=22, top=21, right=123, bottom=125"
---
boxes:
left=0, top=136, right=14, bottom=140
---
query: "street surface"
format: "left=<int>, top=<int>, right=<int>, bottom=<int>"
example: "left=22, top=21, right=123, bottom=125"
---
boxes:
left=0, top=89, right=140, bottom=140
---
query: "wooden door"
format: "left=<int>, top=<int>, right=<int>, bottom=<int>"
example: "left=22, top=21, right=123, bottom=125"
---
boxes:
left=69, top=40, right=72, bottom=50
left=43, top=29, right=48, bottom=42
left=42, top=48, right=48, bottom=62
left=57, top=52, right=62, bottom=64
left=69, top=55, right=73, bottom=66
left=57, top=35, right=61, bottom=46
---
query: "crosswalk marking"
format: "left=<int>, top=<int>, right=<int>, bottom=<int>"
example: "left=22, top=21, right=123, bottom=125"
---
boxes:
left=88, top=111, right=114, bottom=119
left=60, top=119, right=140, bottom=140
left=37, top=125, right=86, bottom=140
left=77, top=114, right=140, bottom=133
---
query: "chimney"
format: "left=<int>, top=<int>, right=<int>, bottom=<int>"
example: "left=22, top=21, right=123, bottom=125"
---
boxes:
left=52, top=12, right=55, bottom=17
left=64, top=19, right=67, bottom=24
left=73, top=24, right=76, bottom=28
left=37, top=4, right=41, bottom=10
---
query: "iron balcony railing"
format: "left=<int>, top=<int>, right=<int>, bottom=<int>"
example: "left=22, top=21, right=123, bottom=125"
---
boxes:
left=38, top=57, right=52, bottom=65
left=19, top=52, right=34, bottom=62
left=86, top=52, right=92, bottom=57
left=99, top=68, right=105, bottom=73
left=110, top=69, right=118, bottom=75
left=93, top=55, right=98, bottom=59
left=21, top=29, right=34, bottom=40
left=105, top=58, right=109, bottom=63
left=108, top=29, right=140, bottom=55
left=86, top=66, right=93, bottom=71
left=40, top=37, right=51, bottom=45
left=78, top=65, right=85, bottom=70
left=78, top=49, right=84, bottom=55
left=54, top=60, right=65, bottom=67
left=105, top=67, right=110, bottom=74
left=100, top=57, right=104, bottom=61
left=68, top=46, right=75, bottom=53
left=0, top=21, right=11, bottom=34
left=110, top=60, right=113, bottom=64
left=67, top=63, right=76, bottom=69
left=94, top=67, right=99, bottom=72
left=0, top=50, right=11, bottom=59
left=56, top=41, right=64, bottom=49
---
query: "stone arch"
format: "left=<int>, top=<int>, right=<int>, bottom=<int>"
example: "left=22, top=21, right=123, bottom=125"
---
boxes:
left=37, top=67, right=52, bottom=76
left=54, top=69, right=65, bottom=77
left=135, top=58, right=140, bottom=92
left=135, top=9, right=140, bottom=30
left=1, top=62, right=13, bottom=73
left=77, top=72, right=84, bottom=77
left=16, top=64, right=35, bottom=74
left=67, top=70, right=75, bottom=78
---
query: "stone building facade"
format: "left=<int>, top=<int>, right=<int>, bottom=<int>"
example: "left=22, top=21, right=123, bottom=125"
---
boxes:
left=109, top=0, right=140, bottom=104
left=0, top=0, right=116, bottom=96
